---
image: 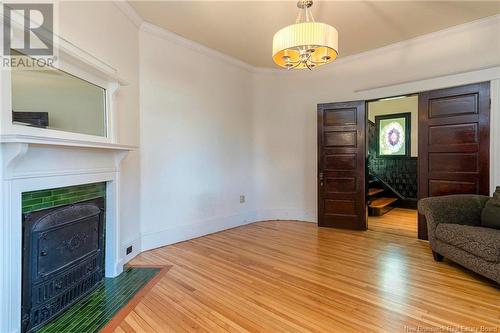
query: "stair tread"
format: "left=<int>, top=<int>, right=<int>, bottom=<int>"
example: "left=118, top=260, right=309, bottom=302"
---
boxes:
left=368, top=188, right=384, bottom=196
left=369, top=197, right=398, bottom=209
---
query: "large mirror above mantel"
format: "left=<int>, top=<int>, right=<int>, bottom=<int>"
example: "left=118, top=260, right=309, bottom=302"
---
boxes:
left=10, top=51, right=107, bottom=137
left=1, top=21, right=129, bottom=147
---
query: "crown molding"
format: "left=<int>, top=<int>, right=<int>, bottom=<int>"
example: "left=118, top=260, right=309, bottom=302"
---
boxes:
left=114, top=1, right=144, bottom=28
left=335, top=13, right=500, bottom=67
left=134, top=7, right=499, bottom=75
left=140, top=22, right=255, bottom=72
left=354, top=66, right=500, bottom=94
left=252, top=13, right=500, bottom=75
left=0, top=11, right=129, bottom=85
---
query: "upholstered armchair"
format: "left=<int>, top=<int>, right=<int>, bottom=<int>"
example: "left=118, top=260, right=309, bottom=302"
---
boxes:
left=418, top=195, right=499, bottom=284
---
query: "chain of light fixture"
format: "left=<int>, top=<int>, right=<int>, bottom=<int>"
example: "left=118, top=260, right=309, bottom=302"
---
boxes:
left=285, top=0, right=326, bottom=70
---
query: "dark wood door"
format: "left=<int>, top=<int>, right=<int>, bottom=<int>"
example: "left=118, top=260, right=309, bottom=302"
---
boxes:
left=317, top=101, right=367, bottom=229
left=418, top=82, right=490, bottom=239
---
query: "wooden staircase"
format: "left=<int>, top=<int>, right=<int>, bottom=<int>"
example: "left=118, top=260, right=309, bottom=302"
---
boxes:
left=368, top=188, right=384, bottom=196
left=367, top=178, right=399, bottom=216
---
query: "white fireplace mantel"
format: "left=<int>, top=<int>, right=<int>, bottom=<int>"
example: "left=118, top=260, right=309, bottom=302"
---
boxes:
left=0, top=134, right=136, bottom=150
left=0, top=11, right=139, bottom=330
left=0, top=139, right=136, bottom=333
left=1, top=134, right=136, bottom=177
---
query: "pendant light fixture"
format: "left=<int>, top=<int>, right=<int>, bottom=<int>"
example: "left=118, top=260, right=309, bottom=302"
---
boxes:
left=272, top=0, right=338, bottom=70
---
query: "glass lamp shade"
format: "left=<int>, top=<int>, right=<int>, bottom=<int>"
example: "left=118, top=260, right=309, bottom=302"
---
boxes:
left=272, top=22, right=338, bottom=69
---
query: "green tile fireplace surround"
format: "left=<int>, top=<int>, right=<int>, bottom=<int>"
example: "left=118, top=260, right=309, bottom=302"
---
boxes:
left=22, top=182, right=107, bottom=214
left=21, top=183, right=161, bottom=333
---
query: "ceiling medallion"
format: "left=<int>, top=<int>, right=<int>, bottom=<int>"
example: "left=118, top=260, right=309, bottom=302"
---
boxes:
left=272, top=0, right=338, bottom=70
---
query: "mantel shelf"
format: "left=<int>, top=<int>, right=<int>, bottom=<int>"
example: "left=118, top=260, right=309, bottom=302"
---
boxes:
left=0, top=134, right=137, bottom=151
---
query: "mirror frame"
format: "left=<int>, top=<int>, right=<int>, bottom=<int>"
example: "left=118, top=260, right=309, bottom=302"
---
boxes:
left=0, top=12, right=122, bottom=145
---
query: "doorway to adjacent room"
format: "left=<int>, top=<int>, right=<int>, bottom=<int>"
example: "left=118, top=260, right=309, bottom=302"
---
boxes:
left=317, top=82, right=491, bottom=239
left=366, top=95, right=418, bottom=238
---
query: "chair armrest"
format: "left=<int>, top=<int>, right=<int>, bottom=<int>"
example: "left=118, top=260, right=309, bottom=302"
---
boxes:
left=418, top=195, right=489, bottom=237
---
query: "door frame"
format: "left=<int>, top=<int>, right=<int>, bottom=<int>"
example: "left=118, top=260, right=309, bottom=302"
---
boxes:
left=321, top=81, right=492, bottom=240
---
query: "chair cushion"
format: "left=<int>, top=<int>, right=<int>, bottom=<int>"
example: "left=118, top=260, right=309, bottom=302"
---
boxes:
left=435, top=223, right=500, bottom=262
left=481, top=186, right=500, bottom=229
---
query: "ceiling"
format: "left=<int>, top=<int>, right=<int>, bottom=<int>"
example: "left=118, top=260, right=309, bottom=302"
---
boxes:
left=129, top=1, right=500, bottom=68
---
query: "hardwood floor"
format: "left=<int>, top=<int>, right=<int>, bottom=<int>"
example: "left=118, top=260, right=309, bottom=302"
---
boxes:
left=368, top=208, right=418, bottom=238
left=117, top=221, right=499, bottom=333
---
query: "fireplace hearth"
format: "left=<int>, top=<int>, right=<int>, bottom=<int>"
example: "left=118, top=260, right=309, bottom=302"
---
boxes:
left=21, top=197, right=105, bottom=333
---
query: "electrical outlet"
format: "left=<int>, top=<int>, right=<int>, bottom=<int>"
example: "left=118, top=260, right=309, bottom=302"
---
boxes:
left=239, top=195, right=245, bottom=203
left=126, top=246, right=133, bottom=255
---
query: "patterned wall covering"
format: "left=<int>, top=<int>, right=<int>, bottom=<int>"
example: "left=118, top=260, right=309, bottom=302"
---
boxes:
left=368, top=121, right=418, bottom=199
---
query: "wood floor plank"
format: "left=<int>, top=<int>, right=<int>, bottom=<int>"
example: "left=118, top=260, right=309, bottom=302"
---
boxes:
left=369, top=208, right=417, bottom=238
left=115, top=221, right=499, bottom=333
left=122, top=310, right=156, bottom=332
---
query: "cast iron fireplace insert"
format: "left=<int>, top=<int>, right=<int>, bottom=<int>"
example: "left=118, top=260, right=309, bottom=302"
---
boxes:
left=21, top=197, right=105, bottom=333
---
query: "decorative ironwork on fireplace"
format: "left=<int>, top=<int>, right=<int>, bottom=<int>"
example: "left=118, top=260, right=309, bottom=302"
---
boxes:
left=21, top=197, right=105, bottom=333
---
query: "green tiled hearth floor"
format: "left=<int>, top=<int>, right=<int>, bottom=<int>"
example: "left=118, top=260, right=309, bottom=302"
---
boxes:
left=38, top=267, right=160, bottom=333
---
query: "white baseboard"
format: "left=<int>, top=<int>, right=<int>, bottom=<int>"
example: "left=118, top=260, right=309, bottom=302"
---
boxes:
left=253, top=208, right=317, bottom=223
left=140, top=211, right=257, bottom=252
left=140, top=209, right=316, bottom=252
left=112, top=259, right=124, bottom=277
left=121, top=237, right=142, bottom=265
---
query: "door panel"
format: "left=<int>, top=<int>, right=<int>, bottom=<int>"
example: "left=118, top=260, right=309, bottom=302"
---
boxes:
left=428, top=123, right=478, bottom=145
left=318, top=101, right=367, bottom=230
left=324, top=131, right=357, bottom=146
left=324, top=199, right=357, bottom=215
left=325, top=177, right=356, bottom=193
left=428, top=180, right=478, bottom=196
left=428, top=94, right=478, bottom=118
left=429, top=153, right=478, bottom=173
left=418, top=82, right=490, bottom=239
left=324, top=109, right=357, bottom=125
left=324, top=154, right=356, bottom=170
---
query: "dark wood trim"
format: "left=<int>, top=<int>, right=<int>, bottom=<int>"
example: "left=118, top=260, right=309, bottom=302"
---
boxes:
left=317, top=104, right=324, bottom=227
left=417, top=91, right=429, bottom=240
left=478, top=83, right=491, bottom=195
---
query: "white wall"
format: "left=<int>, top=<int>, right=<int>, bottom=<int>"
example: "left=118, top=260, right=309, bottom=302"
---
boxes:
left=252, top=15, right=500, bottom=222
left=50, top=8, right=500, bottom=256
left=139, top=25, right=255, bottom=251
left=27, top=4, right=498, bottom=257
left=137, top=14, right=500, bottom=252
left=58, top=1, right=141, bottom=261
